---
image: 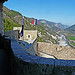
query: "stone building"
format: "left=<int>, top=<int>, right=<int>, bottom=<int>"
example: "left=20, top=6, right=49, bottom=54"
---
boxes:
left=5, top=30, right=19, bottom=40
left=0, top=0, right=8, bottom=35
left=13, top=27, right=37, bottom=43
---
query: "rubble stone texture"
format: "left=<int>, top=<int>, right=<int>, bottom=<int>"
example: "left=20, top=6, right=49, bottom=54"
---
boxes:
left=0, top=3, right=4, bottom=35
left=38, top=42, right=75, bottom=60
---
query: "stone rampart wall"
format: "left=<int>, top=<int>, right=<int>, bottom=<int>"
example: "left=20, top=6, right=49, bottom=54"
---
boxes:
left=0, top=35, right=75, bottom=75
left=11, top=39, right=75, bottom=75
left=18, top=38, right=37, bottom=55
left=0, top=3, right=4, bottom=34
left=29, top=38, right=37, bottom=55
left=37, top=51, right=56, bottom=59
left=4, top=30, right=19, bottom=40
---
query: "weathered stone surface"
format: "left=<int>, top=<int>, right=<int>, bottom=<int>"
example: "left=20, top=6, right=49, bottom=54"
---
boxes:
left=11, top=39, right=75, bottom=75
left=54, top=59, right=75, bottom=75
left=38, top=42, right=75, bottom=60
left=0, top=34, right=14, bottom=75
left=11, top=39, right=55, bottom=75
left=1, top=34, right=75, bottom=75
left=5, top=30, right=19, bottom=40
left=18, top=38, right=37, bottom=55
left=0, top=3, right=4, bottom=35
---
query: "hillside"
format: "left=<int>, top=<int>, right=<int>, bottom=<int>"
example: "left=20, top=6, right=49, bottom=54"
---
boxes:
left=66, top=24, right=75, bottom=31
left=3, top=6, right=58, bottom=43
left=63, top=24, right=75, bottom=35
left=39, top=19, right=68, bottom=31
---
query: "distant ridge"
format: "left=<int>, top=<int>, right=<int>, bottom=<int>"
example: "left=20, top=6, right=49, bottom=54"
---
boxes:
left=39, top=19, right=69, bottom=30
left=65, top=24, right=75, bottom=31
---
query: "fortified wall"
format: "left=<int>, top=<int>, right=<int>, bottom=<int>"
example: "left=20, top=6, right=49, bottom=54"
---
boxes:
left=4, top=30, right=19, bottom=40
left=4, top=28, right=38, bottom=55
left=0, top=0, right=8, bottom=35
left=0, top=34, right=75, bottom=75
left=0, top=1, right=75, bottom=74
left=13, top=27, right=37, bottom=43
left=0, top=2, right=4, bottom=34
left=3, top=29, right=75, bottom=75
left=18, top=38, right=37, bottom=55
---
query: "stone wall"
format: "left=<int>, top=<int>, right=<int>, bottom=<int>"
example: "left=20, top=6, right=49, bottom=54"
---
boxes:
left=0, top=34, right=75, bottom=75
left=18, top=38, right=37, bottom=55
left=28, top=38, right=37, bottom=55
left=11, top=39, right=75, bottom=75
left=0, top=34, right=15, bottom=75
left=0, top=3, right=4, bottom=35
left=37, top=51, right=56, bottom=59
left=4, top=30, right=19, bottom=40
left=23, top=30, right=37, bottom=42
left=13, top=27, right=37, bottom=43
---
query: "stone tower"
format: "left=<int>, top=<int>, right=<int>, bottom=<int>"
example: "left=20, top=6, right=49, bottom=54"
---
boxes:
left=0, top=0, right=8, bottom=35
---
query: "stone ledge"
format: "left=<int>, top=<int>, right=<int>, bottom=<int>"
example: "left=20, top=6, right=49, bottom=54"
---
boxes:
left=11, top=39, right=75, bottom=75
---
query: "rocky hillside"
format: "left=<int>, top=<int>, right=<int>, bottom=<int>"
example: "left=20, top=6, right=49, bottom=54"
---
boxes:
left=39, top=19, right=68, bottom=30
left=65, top=24, right=75, bottom=31
left=61, top=24, right=75, bottom=36
left=3, top=6, right=58, bottom=43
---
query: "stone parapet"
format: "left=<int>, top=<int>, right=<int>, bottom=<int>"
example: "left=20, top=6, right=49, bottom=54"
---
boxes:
left=11, top=39, right=75, bottom=75
left=0, top=34, right=75, bottom=75
left=4, top=30, right=19, bottom=40
left=0, top=3, right=4, bottom=35
left=11, top=39, right=54, bottom=75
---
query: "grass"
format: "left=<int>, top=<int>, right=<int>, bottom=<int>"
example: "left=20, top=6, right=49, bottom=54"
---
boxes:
left=68, top=36, right=75, bottom=40
left=72, top=43, right=75, bottom=46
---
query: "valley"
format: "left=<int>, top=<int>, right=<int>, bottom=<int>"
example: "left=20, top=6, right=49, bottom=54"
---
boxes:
left=3, top=6, right=75, bottom=59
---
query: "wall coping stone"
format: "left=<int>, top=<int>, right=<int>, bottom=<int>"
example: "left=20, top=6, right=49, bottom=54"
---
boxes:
left=11, top=39, right=54, bottom=65
left=11, top=39, right=75, bottom=66
left=11, top=39, right=75, bottom=74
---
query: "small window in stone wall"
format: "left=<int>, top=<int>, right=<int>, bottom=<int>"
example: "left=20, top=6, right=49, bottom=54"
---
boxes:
left=28, top=35, right=31, bottom=38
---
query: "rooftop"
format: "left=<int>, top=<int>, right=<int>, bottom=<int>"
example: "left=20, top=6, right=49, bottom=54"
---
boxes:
left=38, top=42, right=75, bottom=60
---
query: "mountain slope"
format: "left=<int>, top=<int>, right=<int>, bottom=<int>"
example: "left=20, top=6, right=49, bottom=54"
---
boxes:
left=66, top=25, right=75, bottom=31
left=39, top=19, right=68, bottom=31
left=3, top=6, right=58, bottom=43
left=64, top=25, right=75, bottom=35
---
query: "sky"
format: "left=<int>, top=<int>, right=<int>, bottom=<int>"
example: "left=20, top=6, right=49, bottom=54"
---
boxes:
left=4, top=0, right=75, bottom=26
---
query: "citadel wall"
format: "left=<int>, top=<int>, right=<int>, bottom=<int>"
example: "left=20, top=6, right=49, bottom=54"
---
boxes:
left=0, top=34, right=75, bottom=75
left=0, top=3, right=4, bottom=34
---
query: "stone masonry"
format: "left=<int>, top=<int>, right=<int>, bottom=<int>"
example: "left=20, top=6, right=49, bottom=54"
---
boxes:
left=0, top=2, right=4, bottom=35
left=13, top=27, right=37, bottom=43
left=38, top=42, right=75, bottom=60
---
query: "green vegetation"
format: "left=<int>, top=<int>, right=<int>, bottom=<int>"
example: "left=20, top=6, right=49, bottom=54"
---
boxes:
left=4, top=10, right=22, bottom=18
left=37, top=25, right=47, bottom=35
left=37, top=35, right=45, bottom=42
left=72, top=43, right=75, bottom=46
left=4, top=18, right=20, bottom=32
left=3, top=6, right=58, bottom=43
left=68, top=36, right=75, bottom=40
